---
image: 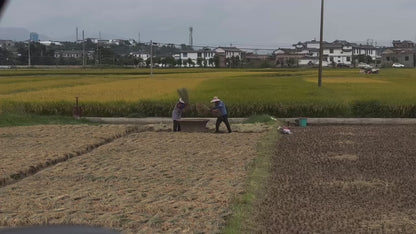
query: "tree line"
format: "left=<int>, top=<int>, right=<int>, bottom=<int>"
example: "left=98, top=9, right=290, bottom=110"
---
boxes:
left=0, top=40, right=207, bottom=67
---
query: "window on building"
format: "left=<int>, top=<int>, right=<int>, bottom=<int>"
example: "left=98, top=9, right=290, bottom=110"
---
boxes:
left=183, top=52, right=188, bottom=57
left=347, top=57, right=351, bottom=62
left=330, top=49, right=334, bottom=54
left=405, top=56, right=409, bottom=61
left=386, top=57, right=390, bottom=61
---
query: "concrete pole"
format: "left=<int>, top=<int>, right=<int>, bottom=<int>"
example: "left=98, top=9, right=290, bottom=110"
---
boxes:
left=28, top=39, right=31, bottom=67
left=318, top=0, right=324, bottom=87
left=82, top=30, right=85, bottom=67
left=150, top=40, right=153, bottom=77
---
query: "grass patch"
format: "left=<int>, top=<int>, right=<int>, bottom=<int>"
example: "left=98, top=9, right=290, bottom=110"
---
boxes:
left=0, top=113, right=96, bottom=127
left=222, top=124, right=280, bottom=233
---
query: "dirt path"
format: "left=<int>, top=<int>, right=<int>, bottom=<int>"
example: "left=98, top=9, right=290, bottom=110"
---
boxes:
left=254, top=125, right=416, bottom=233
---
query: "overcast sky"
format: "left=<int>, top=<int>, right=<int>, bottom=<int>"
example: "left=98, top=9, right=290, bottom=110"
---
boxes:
left=1, top=0, right=416, bottom=48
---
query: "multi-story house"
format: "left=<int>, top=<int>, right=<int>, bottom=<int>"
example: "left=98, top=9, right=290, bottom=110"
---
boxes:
left=174, top=47, right=215, bottom=67
left=352, top=44, right=378, bottom=61
left=130, top=52, right=150, bottom=60
left=381, top=40, right=416, bottom=68
left=323, top=40, right=353, bottom=67
left=293, top=39, right=320, bottom=50
left=274, top=48, right=309, bottom=67
left=54, top=50, right=94, bottom=60
left=275, top=40, right=354, bottom=67
left=213, top=47, right=243, bottom=67
left=214, top=47, right=242, bottom=59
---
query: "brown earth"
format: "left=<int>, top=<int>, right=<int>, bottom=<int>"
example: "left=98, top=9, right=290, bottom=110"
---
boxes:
left=0, top=125, right=265, bottom=233
left=254, top=125, right=416, bottom=233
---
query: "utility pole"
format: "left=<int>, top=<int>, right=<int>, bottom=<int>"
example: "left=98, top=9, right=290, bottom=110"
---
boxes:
left=150, top=40, right=153, bottom=77
left=28, top=38, right=31, bottom=67
left=318, top=0, right=324, bottom=87
left=82, top=30, right=85, bottom=67
left=96, top=31, right=101, bottom=65
left=189, top=27, right=193, bottom=48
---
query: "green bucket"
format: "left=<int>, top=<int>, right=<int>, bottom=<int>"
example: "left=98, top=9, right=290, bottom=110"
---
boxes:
left=298, top=118, right=307, bottom=127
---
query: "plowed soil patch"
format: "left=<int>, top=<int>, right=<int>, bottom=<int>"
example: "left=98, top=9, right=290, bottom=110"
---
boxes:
left=0, top=129, right=263, bottom=233
left=255, top=125, right=416, bottom=233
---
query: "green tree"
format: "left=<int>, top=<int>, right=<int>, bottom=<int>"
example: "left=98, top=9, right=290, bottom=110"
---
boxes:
left=354, top=54, right=373, bottom=64
left=164, top=56, right=176, bottom=67
left=100, top=47, right=116, bottom=65
left=0, top=48, right=14, bottom=65
left=231, top=56, right=241, bottom=67
left=287, top=58, right=297, bottom=67
left=208, top=58, right=214, bottom=67
left=213, top=55, right=220, bottom=68
left=197, top=57, right=203, bottom=67
left=187, top=58, right=194, bottom=67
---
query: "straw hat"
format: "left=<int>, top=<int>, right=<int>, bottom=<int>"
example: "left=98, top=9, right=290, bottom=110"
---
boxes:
left=210, top=96, right=221, bottom=103
left=179, top=98, right=185, bottom=103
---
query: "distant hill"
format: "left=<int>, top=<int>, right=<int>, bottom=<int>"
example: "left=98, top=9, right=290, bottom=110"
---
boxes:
left=0, top=27, right=51, bottom=41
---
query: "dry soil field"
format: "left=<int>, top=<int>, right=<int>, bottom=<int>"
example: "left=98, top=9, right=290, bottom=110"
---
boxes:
left=254, top=125, right=416, bottom=233
left=0, top=124, right=266, bottom=233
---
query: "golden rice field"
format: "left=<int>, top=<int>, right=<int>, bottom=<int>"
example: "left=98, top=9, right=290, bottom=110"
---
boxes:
left=0, top=72, right=224, bottom=102
left=1, top=68, right=416, bottom=117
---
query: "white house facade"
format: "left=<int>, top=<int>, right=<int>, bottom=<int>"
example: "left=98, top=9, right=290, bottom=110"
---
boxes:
left=323, top=40, right=353, bottom=66
left=174, top=48, right=216, bottom=67
left=130, top=52, right=150, bottom=60
left=214, top=47, right=242, bottom=59
left=352, top=44, right=379, bottom=61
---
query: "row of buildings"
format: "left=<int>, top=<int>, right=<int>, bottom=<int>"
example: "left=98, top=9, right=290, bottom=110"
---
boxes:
left=274, top=39, right=416, bottom=68
left=163, top=39, right=416, bottom=68
left=2, top=37, right=416, bottom=68
left=136, top=39, right=416, bottom=68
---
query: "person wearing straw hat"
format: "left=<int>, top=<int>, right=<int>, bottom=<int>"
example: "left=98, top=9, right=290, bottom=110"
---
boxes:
left=172, top=98, right=186, bottom=132
left=210, top=96, right=232, bottom=133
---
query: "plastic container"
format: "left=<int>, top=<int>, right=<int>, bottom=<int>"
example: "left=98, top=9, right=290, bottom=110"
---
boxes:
left=298, top=118, right=307, bottom=127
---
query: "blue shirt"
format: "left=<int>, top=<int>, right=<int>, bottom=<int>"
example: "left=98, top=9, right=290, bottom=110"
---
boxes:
left=213, top=101, right=227, bottom=116
left=172, top=102, right=185, bottom=120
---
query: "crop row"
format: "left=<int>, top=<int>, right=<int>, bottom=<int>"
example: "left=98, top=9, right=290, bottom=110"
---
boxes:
left=1, top=100, right=415, bottom=118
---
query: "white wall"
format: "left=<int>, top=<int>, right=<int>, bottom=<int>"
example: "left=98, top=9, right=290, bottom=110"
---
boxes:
left=324, top=48, right=352, bottom=65
left=353, top=48, right=377, bottom=61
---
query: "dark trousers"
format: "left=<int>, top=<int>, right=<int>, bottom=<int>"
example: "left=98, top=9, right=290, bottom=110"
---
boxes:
left=216, top=115, right=232, bottom=133
left=173, top=120, right=181, bottom=132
